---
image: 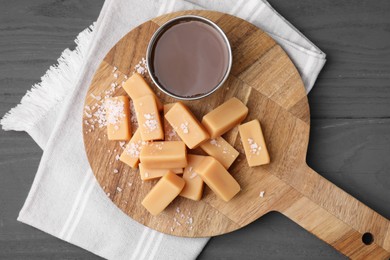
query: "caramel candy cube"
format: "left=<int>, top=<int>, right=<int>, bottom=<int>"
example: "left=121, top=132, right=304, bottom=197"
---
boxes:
left=140, top=141, right=187, bottom=169
left=195, top=156, right=240, bottom=202
left=163, top=104, right=181, bottom=141
left=139, top=164, right=183, bottom=181
left=180, top=155, right=206, bottom=201
left=105, top=96, right=131, bottom=140
left=238, top=119, right=270, bottom=167
left=142, top=171, right=185, bottom=215
left=119, top=129, right=145, bottom=168
left=122, top=73, right=163, bottom=111
left=133, top=95, right=164, bottom=141
left=200, top=137, right=239, bottom=169
left=202, top=97, right=248, bottom=138
left=165, top=102, right=209, bottom=149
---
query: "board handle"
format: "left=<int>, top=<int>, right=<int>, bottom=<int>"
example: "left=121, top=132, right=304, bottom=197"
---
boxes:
left=278, top=165, right=390, bottom=259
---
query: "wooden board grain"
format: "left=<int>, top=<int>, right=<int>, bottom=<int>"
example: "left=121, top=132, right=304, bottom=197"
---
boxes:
left=82, top=11, right=390, bottom=259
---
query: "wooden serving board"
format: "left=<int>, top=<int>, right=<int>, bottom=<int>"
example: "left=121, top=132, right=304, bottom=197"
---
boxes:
left=83, top=11, right=390, bottom=258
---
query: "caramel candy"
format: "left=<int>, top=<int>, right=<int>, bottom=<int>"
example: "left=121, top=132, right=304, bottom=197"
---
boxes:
left=202, top=97, right=248, bottom=138
left=180, top=155, right=206, bottom=201
left=238, top=119, right=270, bottom=166
left=200, top=137, right=239, bottom=169
left=165, top=102, right=209, bottom=149
left=163, top=103, right=181, bottom=141
left=133, top=95, right=164, bottom=141
left=139, top=164, right=183, bottom=181
left=122, top=73, right=163, bottom=111
left=105, top=96, right=131, bottom=140
left=140, top=141, right=187, bottom=169
left=195, top=156, right=240, bottom=202
left=119, top=129, right=145, bottom=168
left=141, top=171, right=185, bottom=215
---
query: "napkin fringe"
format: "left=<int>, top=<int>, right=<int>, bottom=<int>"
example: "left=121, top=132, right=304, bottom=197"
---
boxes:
left=0, top=24, right=95, bottom=132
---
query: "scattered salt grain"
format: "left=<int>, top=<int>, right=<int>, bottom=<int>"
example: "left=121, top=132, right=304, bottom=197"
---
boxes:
left=167, top=129, right=178, bottom=140
left=176, top=207, right=180, bottom=213
left=248, top=138, right=261, bottom=155
left=90, top=93, right=101, bottom=101
left=113, top=169, right=119, bottom=174
left=134, top=57, right=148, bottom=76
left=125, top=141, right=143, bottom=157
left=117, top=187, right=122, bottom=192
left=259, top=191, right=265, bottom=198
left=189, top=172, right=197, bottom=179
left=143, top=113, right=157, bottom=131
left=180, top=122, right=189, bottom=134
left=113, top=73, right=118, bottom=78
left=112, top=66, right=118, bottom=72
left=106, top=99, right=125, bottom=127
left=115, top=155, right=120, bottom=161
left=210, top=139, right=219, bottom=146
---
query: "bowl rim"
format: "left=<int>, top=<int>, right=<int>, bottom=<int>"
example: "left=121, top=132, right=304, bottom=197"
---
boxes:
left=146, top=14, right=233, bottom=101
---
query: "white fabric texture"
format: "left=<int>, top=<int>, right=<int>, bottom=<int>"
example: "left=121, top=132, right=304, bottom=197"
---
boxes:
left=1, top=0, right=326, bottom=259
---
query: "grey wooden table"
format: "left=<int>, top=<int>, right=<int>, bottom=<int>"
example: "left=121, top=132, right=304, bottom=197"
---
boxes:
left=0, top=0, right=389, bottom=259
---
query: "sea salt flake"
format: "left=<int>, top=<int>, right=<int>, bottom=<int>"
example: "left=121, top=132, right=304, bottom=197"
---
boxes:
left=210, top=139, right=218, bottom=146
left=189, top=172, right=197, bottom=179
left=180, top=122, right=189, bottom=134
left=115, top=155, right=120, bottom=161
left=144, top=113, right=157, bottom=131
left=113, top=169, right=119, bottom=174
left=90, top=93, right=102, bottom=101
left=259, top=191, right=265, bottom=198
left=125, top=141, right=143, bottom=157
left=117, top=187, right=122, bottom=192
left=248, top=138, right=261, bottom=154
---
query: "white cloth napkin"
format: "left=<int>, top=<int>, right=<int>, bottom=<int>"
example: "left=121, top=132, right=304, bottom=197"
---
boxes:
left=1, top=0, right=326, bottom=259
